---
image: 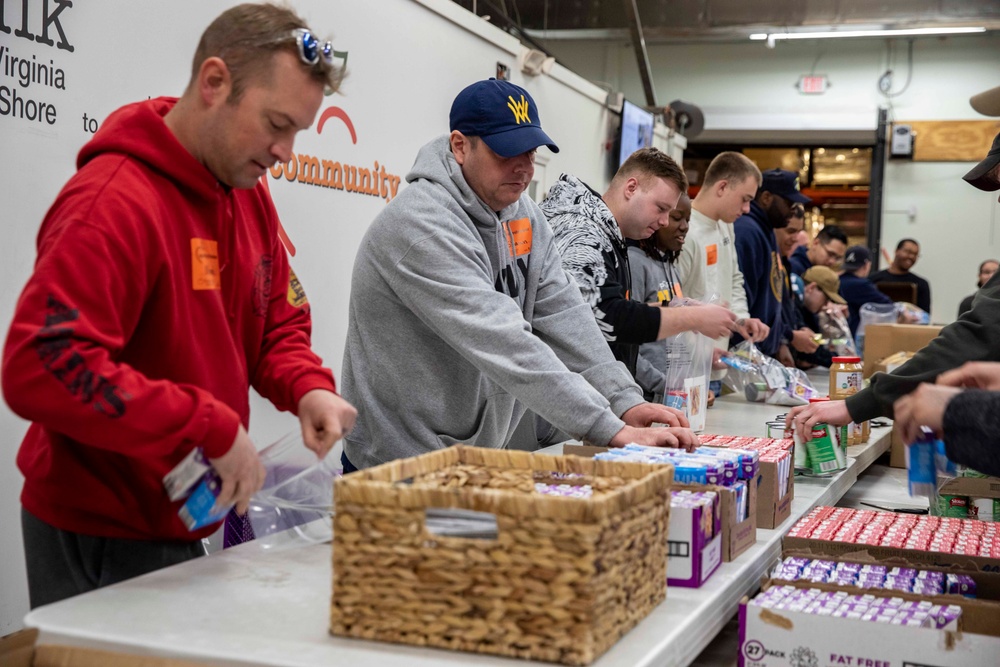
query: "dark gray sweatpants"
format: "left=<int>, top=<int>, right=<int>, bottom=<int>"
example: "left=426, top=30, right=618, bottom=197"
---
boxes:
left=21, top=508, right=206, bottom=608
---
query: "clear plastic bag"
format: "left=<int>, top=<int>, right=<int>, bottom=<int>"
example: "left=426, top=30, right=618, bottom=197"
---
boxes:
left=817, top=307, right=859, bottom=357
left=722, top=340, right=818, bottom=406
left=856, top=302, right=897, bottom=355
left=896, top=301, right=930, bottom=325
left=244, top=431, right=340, bottom=550
left=660, top=298, right=715, bottom=432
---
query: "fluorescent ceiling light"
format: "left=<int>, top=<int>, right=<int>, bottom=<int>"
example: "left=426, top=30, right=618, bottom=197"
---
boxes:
left=749, top=27, right=986, bottom=41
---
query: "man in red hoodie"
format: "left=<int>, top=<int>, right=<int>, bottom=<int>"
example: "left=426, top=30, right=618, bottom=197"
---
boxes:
left=1, top=3, right=356, bottom=608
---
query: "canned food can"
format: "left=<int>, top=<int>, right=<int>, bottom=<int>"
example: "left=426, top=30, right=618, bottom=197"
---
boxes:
left=766, top=420, right=787, bottom=439
left=745, top=382, right=768, bottom=402
left=932, top=495, right=969, bottom=518
left=803, top=423, right=845, bottom=476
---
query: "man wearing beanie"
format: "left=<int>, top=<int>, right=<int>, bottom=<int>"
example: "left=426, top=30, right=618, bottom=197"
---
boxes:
left=837, top=245, right=893, bottom=337
left=341, top=79, right=697, bottom=471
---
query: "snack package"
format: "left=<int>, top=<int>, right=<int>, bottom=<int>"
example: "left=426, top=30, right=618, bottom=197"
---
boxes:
left=817, top=307, right=859, bottom=357
left=896, top=302, right=930, bottom=325
left=722, top=340, right=817, bottom=406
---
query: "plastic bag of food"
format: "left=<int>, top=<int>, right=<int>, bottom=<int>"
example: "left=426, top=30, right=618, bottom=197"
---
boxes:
left=660, top=299, right=716, bottom=432
left=224, top=431, right=340, bottom=550
left=722, top=340, right=819, bottom=406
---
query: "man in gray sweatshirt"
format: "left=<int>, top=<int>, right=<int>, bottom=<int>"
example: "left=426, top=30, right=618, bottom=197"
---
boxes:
left=341, top=79, right=696, bottom=470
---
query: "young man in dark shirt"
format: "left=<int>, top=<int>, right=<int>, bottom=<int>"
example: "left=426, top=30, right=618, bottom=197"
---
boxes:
left=869, top=238, right=931, bottom=314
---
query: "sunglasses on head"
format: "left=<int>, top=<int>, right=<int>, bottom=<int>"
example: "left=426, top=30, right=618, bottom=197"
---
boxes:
left=291, top=28, right=333, bottom=65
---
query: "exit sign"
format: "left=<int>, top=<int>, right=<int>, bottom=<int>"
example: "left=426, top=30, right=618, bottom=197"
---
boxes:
left=798, top=75, right=829, bottom=94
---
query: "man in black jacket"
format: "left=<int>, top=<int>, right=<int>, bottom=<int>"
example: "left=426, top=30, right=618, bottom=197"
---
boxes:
left=787, top=129, right=1000, bottom=478
left=542, top=148, right=742, bottom=375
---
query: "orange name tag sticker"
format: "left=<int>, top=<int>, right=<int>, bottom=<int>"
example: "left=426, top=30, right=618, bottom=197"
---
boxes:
left=506, top=218, right=533, bottom=257
left=191, top=238, right=221, bottom=290
left=706, top=244, right=718, bottom=266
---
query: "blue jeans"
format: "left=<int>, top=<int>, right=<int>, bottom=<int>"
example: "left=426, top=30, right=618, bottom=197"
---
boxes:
left=341, top=450, right=358, bottom=474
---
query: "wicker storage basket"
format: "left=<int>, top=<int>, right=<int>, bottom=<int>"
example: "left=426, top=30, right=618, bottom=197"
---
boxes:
left=330, top=445, right=673, bottom=665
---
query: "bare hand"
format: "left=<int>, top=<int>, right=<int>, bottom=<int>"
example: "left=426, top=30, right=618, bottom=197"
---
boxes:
left=209, top=425, right=265, bottom=516
left=711, top=347, right=728, bottom=370
left=790, top=328, right=820, bottom=354
left=785, top=400, right=851, bottom=441
left=690, top=304, right=739, bottom=339
left=298, top=389, right=358, bottom=459
left=893, top=383, right=961, bottom=445
left=733, top=317, right=770, bottom=342
left=937, top=361, right=1000, bottom=391
left=777, top=344, right=796, bottom=368
left=609, top=425, right=700, bottom=451
left=622, top=402, right=689, bottom=429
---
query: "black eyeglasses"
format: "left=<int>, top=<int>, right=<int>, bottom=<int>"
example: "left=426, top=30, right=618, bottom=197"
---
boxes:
left=291, top=28, right=333, bottom=65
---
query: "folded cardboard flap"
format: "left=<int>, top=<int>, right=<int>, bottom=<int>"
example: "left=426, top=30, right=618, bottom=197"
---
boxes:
left=0, top=629, right=211, bottom=667
left=938, top=475, right=1000, bottom=500
left=0, top=629, right=35, bottom=667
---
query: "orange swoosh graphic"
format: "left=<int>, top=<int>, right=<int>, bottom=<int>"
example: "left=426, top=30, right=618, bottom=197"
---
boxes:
left=317, top=107, right=357, bottom=144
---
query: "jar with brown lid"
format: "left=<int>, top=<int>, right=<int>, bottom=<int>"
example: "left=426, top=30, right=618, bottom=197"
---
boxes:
left=829, top=356, right=865, bottom=445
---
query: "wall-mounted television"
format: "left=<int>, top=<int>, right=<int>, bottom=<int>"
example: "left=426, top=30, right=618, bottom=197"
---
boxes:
left=617, top=99, right=655, bottom=169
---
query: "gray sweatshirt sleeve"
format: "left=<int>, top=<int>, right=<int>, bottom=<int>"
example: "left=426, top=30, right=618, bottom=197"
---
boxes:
left=383, top=213, right=631, bottom=446
left=527, top=234, right=646, bottom=422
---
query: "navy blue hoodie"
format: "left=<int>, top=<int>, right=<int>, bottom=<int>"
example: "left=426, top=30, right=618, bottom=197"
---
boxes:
left=733, top=201, right=789, bottom=356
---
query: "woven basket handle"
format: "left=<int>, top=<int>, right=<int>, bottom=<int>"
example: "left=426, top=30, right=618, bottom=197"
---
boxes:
left=422, top=507, right=499, bottom=541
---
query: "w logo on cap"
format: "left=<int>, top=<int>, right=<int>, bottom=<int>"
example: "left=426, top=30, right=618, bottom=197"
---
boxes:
left=507, top=95, right=532, bottom=124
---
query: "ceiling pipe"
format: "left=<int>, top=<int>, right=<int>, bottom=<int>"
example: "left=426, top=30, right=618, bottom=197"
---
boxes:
left=623, top=0, right=657, bottom=108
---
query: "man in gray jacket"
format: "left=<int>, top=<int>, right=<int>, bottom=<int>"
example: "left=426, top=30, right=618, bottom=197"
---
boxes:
left=341, top=79, right=696, bottom=470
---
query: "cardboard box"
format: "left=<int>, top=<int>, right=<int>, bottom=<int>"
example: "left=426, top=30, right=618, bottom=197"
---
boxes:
left=667, top=494, right=722, bottom=588
left=776, top=546, right=1000, bottom=602
left=0, top=628, right=211, bottom=667
left=939, top=475, right=1000, bottom=500
left=698, top=438, right=793, bottom=530
left=782, top=536, right=1000, bottom=597
left=562, top=445, right=758, bottom=562
left=862, top=323, right=942, bottom=378
left=768, top=576, right=1000, bottom=633
left=738, top=587, right=1000, bottom=667
left=751, top=449, right=794, bottom=530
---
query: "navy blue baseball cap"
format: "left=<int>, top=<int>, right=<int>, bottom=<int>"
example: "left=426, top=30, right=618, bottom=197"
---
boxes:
left=760, top=168, right=812, bottom=204
left=842, top=245, right=872, bottom=271
left=449, top=79, right=559, bottom=158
